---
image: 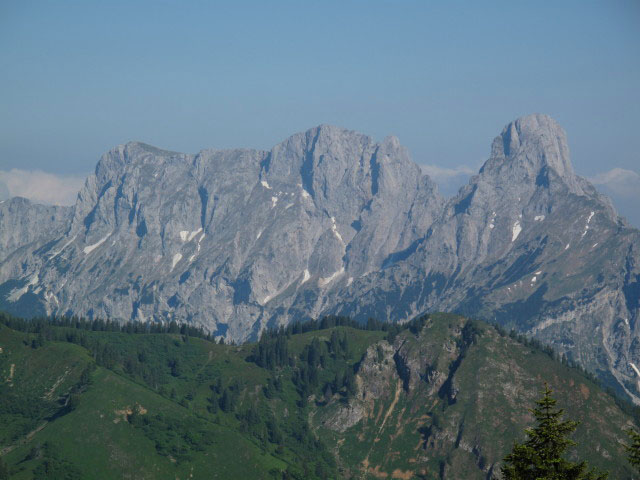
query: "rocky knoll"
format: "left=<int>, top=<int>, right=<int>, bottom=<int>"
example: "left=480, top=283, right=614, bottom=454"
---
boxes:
left=1, top=114, right=639, bottom=402
left=313, top=315, right=634, bottom=479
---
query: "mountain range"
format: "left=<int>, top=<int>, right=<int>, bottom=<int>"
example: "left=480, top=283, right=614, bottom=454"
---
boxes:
left=1, top=113, right=639, bottom=403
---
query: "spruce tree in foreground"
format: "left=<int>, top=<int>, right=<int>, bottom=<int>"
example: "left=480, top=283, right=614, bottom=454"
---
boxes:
left=501, top=384, right=607, bottom=480
left=625, top=428, right=640, bottom=472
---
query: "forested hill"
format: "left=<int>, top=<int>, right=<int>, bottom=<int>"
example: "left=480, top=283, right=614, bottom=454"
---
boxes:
left=0, top=311, right=636, bottom=479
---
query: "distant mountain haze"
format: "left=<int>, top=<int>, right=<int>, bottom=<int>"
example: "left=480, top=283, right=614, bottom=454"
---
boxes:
left=1, top=114, right=639, bottom=404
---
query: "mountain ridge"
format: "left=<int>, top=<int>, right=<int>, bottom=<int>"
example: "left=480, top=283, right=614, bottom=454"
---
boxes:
left=1, top=114, right=639, bottom=403
left=0, top=312, right=635, bottom=479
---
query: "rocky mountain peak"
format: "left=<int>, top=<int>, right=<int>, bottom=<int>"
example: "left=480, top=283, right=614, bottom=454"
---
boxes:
left=95, top=141, right=184, bottom=176
left=493, top=114, right=568, bottom=162
left=262, top=125, right=425, bottom=224
left=3, top=116, right=640, bottom=404
left=264, top=125, right=415, bottom=178
left=264, top=125, right=374, bottom=180
left=481, top=113, right=584, bottom=195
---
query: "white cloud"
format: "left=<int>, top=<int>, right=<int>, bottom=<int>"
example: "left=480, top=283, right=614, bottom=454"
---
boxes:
left=420, top=164, right=477, bottom=197
left=589, top=167, right=640, bottom=228
left=589, top=168, right=640, bottom=198
left=0, top=169, right=86, bottom=206
left=419, top=164, right=476, bottom=182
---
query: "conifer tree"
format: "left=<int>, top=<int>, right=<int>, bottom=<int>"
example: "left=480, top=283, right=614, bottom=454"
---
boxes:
left=329, top=330, right=340, bottom=357
left=344, top=367, right=357, bottom=397
left=624, top=428, right=640, bottom=472
left=220, top=388, right=234, bottom=413
left=323, top=383, right=333, bottom=403
left=501, top=384, right=607, bottom=480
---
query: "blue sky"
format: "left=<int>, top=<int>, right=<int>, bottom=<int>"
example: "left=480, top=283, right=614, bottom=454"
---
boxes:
left=1, top=1, right=639, bottom=223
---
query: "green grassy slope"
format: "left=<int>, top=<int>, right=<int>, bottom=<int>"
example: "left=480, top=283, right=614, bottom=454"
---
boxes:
left=0, top=314, right=637, bottom=479
left=0, top=325, right=291, bottom=479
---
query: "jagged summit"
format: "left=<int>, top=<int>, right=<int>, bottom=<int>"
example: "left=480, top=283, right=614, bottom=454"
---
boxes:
left=105, top=141, right=184, bottom=164
left=265, top=124, right=376, bottom=178
left=479, top=113, right=584, bottom=195
left=2, top=116, right=640, bottom=403
left=492, top=114, right=569, bottom=165
left=295, top=123, right=373, bottom=143
left=123, top=141, right=180, bottom=154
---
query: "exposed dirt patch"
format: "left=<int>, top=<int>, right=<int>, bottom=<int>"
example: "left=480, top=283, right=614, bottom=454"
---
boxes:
left=374, top=402, right=384, bottom=424
left=44, top=368, right=70, bottom=399
left=366, top=464, right=389, bottom=478
left=378, top=380, right=402, bottom=434
left=113, top=404, right=147, bottom=423
left=580, top=383, right=590, bottom=400
left=6, top=363, right=15, bottom=386
left=395, top=406, right=406, bottom=427
left=361, top=381, right=403, bottom=477
left=390, top=407, right=407, bottom=441
left=0, top=421, right=48, bottom=456
left=391, top=469, right=414, bottom=479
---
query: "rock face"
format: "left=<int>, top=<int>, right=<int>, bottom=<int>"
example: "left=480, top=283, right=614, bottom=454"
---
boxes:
left=1, top=114, right=640, bottom=401
left=330, top=114, right=640, bottom=401
left=0, top=126, right=443, bottom=342
left=0, top=198, right=72, bottom=264
left=313, top=315, right=635, bottom=479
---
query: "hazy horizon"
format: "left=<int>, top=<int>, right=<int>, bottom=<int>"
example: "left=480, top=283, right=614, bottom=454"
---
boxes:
left=1, top=1, right=639, bottom=224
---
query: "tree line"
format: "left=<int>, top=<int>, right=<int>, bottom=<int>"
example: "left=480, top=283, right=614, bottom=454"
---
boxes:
left=0, top=311, right=213, bottom=341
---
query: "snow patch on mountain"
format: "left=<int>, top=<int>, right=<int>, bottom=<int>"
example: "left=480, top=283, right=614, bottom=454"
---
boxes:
left=83, top=234, right=111, bottom=254
left=511, top=221, right=522, bottom=242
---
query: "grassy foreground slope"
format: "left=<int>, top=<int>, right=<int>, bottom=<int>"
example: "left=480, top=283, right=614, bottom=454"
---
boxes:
left=0, top=324, right=285, bottom=479
left=0, top=313, right=637, bottom=479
